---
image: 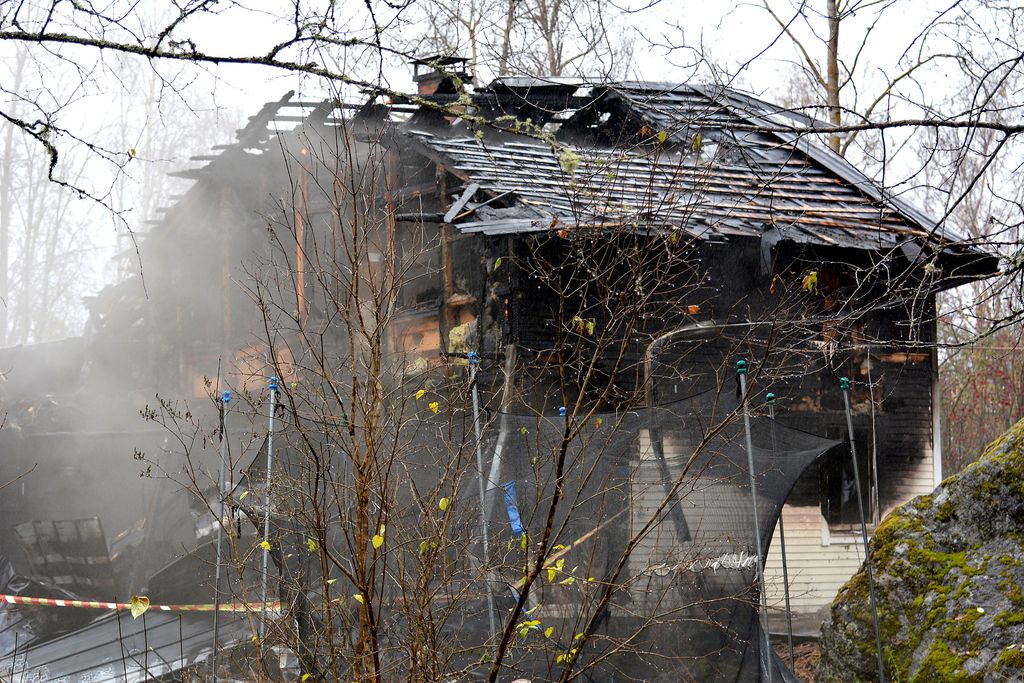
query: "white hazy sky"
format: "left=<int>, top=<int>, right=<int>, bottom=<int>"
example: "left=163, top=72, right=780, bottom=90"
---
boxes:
left=181, top=1, right=968, bottom=127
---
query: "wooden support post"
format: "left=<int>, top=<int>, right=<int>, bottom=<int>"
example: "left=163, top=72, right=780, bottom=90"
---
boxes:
left=294, top=164, right=308, bottom=320
left=437, top=165, right=455, bottom=353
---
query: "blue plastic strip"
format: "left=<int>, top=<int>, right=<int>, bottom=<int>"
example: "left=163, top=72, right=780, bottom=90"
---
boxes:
left=501, top=481, right=525, bottom=536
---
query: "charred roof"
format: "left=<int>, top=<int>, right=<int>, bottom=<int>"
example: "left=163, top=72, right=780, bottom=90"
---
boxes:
left=162, top=79, right=996, bottom=278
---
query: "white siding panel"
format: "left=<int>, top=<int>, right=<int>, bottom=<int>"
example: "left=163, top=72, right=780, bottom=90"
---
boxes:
left=763, top=441, right=937, bottom=616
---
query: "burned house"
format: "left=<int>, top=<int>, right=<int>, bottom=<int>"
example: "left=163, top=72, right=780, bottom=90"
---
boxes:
left=0, top=64, right=996, bottom=681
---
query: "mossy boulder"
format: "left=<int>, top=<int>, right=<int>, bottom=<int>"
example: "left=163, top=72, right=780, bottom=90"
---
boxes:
left=818, top=418, right=1024, bottom=682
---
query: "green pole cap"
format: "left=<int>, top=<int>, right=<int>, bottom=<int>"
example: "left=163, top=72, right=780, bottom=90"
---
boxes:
left=766, top=392, right=776, bottom=404
left=840, top=377, right=851, bottom=391
left=736, top=360, right=747, bottom=375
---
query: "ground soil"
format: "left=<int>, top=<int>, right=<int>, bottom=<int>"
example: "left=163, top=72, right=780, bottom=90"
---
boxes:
left=774, top=641, right=820, bottom=682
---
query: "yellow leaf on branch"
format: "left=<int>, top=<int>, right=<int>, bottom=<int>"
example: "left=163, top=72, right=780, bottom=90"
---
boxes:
left=802, top=270, right=819, bottom=295
left=129, top=595, right=150, bottom=619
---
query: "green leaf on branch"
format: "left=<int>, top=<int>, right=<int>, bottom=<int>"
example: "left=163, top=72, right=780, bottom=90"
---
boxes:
left=558, top=148, right=580, bottom=175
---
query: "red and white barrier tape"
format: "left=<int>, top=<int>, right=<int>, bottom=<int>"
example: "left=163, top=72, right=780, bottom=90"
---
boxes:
left=1, top=594, right=281, bottom=613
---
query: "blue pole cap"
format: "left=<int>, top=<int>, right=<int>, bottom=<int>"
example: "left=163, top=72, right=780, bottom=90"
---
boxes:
left=467, top=351, right=478, bottom=365
left=766, top=392, right=775, bottom=404
left=840, top=377, right=851, bottom=391
left=736, top=360, right=747, bottom=375
left=269, top=375, right=279, bottom=392
left=222, top=389, right=231, bottom=404
left=559, top=406, right=566, bottom=417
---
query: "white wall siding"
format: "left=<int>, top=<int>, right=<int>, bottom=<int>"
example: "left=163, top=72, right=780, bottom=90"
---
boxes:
left=763, top=442, right=936, bottom=617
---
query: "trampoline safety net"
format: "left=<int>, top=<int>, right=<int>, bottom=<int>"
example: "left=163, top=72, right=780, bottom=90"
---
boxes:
left=469, top=397, right=838, bottom=682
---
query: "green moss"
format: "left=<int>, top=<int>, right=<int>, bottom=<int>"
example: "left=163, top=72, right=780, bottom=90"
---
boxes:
left=993, top=611, right=1024, bottom=628
left=946, top=418, right=1024, bottom=496
left=911, top=640, right=983, bottom=682
left=934, top=500, right=956, bottom=523
left=998, top=577, right=1023, bottom=607
left=976, top=479, right=1002, bottom=497
left=941, top=608, right=984, bottom=649
left=997, top=555, right=1021, bottom=567
left=923, top=591, right=951, bottom=626
left=884, top=650, right=908, bottom=683
left=856, top=517, right=991, bottom=678
left=865, top=507, right=925, bottom=577
left=907, top=546, right=963, bottom=580
left=826, top=419, right=1024, bottom=683
left=978, top=419, right=1024, bottom=462
left=996, top=646, right=1024, bottom=670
